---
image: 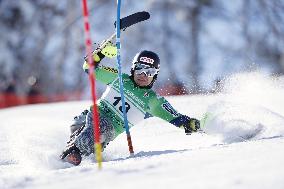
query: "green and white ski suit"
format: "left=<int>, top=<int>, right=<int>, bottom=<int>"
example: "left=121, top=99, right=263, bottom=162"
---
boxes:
left=73, top=62, right=191, bottom=155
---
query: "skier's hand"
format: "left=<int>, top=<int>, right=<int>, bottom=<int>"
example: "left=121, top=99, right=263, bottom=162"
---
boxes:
left=170, top=115, right=200, bottom=134
left=101, top=41, right=117, bottom=58
left=183, top=118, right=200, bottom=135
left=84, top=42, right=117, bottom=64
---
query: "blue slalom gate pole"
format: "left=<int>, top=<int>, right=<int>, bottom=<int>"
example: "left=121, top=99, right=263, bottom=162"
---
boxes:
left=116, top=0, right=134, bottom=155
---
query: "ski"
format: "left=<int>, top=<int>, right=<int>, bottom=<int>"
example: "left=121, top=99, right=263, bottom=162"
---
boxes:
left=114, top=11, right=150, bottom=31
left=93, top=11, right=150, bottom=54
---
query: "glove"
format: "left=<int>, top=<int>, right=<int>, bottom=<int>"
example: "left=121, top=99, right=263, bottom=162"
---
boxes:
left=83, top=41, right=117, bottom=73
left=170, top=115, right=201, bottom=135
left=183, top=118, right=200, bottom=135
left=101, top=41, right=117, bottom=58
left=84, top=41, right=117, bottom=63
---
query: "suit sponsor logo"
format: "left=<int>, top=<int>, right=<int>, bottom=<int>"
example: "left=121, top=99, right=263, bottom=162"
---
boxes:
left=113, top=81, right=145, bottom=107
left=143, top=92, right=149, bottom=97
left=124, top=90, right=145, bottom=107
left=102, top=66, right=118, bottom=73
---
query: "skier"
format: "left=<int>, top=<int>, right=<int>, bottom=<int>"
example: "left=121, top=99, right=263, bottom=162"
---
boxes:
left=60, top=42, right=200, bottom=165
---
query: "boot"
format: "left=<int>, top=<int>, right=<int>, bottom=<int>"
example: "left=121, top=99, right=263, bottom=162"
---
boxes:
left=60, top=145, right=82, bottom=166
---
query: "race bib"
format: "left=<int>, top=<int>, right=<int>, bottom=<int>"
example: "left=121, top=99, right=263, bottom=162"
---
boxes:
left=101, top=88, right=145, bottom=125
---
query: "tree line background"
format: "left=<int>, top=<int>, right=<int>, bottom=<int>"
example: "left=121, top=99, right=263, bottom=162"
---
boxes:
left=1, top=0, right=284, bottom=104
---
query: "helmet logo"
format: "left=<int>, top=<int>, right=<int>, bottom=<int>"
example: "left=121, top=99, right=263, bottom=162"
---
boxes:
left=139, top=57, right=154, bottom=64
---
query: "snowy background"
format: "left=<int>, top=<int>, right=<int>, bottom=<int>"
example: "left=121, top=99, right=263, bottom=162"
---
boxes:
left=1, top=1, right=284, bottom=188
left=1, top=0, right=284, bottom=96
left=1, top=72, right=284, bottom=189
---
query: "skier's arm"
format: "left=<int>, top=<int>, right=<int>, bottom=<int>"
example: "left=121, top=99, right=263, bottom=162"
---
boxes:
left=83, top=42, right=118, bottom=84
left=149, top=95, right=200, bottom=134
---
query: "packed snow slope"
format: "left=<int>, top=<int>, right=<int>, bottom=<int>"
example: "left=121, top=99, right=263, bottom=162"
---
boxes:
left=1, top=72, right=284, bottom=189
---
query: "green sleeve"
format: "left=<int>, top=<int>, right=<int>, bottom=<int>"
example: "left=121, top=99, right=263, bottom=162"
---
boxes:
left=148, top=94, right=181, bottom=123
left=83, top=61, right=118, bottom=85
left=148, top=93, right=191, bottom=128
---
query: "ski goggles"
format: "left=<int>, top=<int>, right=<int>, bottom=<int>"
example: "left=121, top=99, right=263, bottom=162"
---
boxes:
left=134, top=63, right=158, bottom=77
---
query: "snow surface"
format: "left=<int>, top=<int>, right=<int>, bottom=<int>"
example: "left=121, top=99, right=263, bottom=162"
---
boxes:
left=1, top=72, right=284, bottom=189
